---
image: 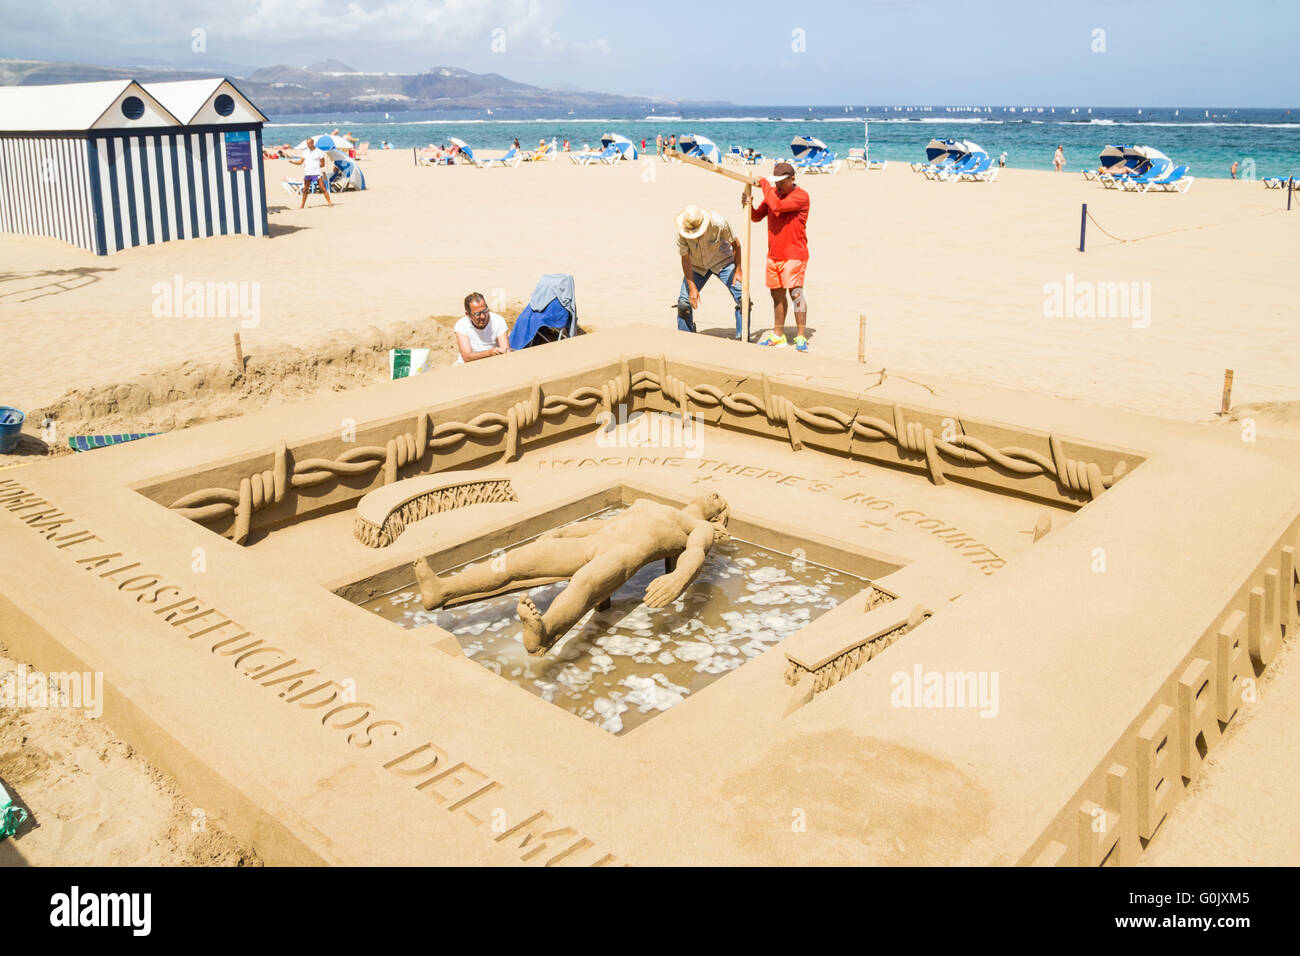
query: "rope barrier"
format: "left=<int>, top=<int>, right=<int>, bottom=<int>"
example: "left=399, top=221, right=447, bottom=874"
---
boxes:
left=1085, top=206, right=1282, bottom=245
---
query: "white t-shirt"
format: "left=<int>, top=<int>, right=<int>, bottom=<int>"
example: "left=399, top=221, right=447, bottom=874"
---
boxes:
left=453, top=312, right=509, bottom=363
left=301, top=148, right=327, bottom=177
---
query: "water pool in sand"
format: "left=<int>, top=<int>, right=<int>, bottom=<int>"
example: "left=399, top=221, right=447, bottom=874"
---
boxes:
left=361, top=509, right=865, bottom=734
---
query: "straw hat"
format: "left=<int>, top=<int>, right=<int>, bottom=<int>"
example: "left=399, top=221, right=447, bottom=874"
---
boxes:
left=675, top=205, right=711, bottom=240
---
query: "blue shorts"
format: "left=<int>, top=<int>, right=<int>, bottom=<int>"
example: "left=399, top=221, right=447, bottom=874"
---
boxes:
left=303, top=174, right=320, bottom=183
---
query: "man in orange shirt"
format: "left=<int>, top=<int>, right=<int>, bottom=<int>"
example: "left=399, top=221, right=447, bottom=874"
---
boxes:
left=750, top=161, right=811, bottom=350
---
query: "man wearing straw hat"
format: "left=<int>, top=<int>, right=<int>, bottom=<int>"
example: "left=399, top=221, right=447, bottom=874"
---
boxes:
left=674, top=205, right=745, bottom=340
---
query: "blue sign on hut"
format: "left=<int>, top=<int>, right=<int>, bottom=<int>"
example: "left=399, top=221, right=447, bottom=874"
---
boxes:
left=0, top=77, right=268, bottom=255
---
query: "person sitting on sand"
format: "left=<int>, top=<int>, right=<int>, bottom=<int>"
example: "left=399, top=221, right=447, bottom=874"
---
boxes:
left=413, top=493, right=730, bottom=655
left=286, top=137, right=333, bottom=208
left=453, top=292, right=510, bottom=364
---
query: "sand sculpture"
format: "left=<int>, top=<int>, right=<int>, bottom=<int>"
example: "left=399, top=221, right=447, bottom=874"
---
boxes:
left=4, top=327, right=1297, bottom=866
left=413, top=493, right=731, bottom=654
left=354, top=473, right=518, bottom=548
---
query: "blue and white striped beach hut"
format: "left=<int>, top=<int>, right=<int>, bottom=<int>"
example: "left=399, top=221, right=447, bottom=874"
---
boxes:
left=0, top=77, right=268, bottom=255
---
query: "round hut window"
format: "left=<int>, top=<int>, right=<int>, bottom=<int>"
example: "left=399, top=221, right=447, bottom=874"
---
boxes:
left=214, top=94, right=235, bottom=117
left=121, top=96, right=145, bottom=120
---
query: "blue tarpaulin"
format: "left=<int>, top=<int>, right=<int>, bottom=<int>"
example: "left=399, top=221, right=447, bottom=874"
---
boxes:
left=509, top=274, right=578, bottom=350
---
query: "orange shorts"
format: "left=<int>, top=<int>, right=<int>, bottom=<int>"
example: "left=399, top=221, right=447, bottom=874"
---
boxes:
left=765, top=258, right=806, bottom=289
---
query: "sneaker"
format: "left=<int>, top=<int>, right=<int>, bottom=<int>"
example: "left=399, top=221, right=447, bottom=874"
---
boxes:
left=794, top=335, right=809, bottom=352
left=759, top=333, right=788, bottom=348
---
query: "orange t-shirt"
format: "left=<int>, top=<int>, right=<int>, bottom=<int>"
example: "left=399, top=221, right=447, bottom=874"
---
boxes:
left=751, top=181, right=810, bottom=261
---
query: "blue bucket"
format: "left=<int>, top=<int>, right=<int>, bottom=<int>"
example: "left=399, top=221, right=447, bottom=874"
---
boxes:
left=0, top=406, right=25, bottom=454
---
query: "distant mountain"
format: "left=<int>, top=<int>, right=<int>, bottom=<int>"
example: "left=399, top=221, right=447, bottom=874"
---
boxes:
left=0, top=57, right=725, bottom=114
left=308, top=59, right=358, bottom=74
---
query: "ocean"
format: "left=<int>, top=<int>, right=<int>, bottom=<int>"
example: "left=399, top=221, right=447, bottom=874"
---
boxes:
left=264, top=104, right=1300, bottom=180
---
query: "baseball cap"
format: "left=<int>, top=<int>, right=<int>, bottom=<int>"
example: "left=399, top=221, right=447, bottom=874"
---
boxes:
left=772, top=162, right=796, bottom=182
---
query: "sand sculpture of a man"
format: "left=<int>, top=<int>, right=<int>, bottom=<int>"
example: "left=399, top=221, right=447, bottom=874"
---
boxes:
left=413, top=493, right=730, bottom=656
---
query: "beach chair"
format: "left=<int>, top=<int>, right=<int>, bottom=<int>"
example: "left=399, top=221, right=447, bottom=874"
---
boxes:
left=724, top=146, right=745, bottom=165
left=1118, top=159, right=1172, bottom=192
left=479, top=146, right=522, bottom=168
left=1134, top=165, right=1194, bottom=194
left=926, top=155, right=972, bottom=180
left=846, top=148, right=867, bottom=170
left=509, top=274, right=580, bottom=350
left=950, top=154, right=993, bottom=181
left=1262, top=176, right=1293, bottom=189
left=357, top=142, right=370, bottom=159
left=808, top=152, right=842, bottom=174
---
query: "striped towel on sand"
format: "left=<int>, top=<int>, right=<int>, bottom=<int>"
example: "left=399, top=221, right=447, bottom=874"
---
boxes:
left=69, top=433, right=162, bottom=452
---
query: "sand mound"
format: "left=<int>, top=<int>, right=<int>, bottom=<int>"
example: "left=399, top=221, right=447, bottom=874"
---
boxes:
left=0, top=642, right=259, bottom=866
left=12, top=318, right=461, bottom=458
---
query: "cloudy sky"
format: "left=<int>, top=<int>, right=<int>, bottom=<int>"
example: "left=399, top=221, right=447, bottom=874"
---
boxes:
left=1, top=0, right=1297, bottom=106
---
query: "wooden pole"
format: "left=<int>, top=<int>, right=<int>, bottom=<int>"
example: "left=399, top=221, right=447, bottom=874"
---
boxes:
left=672, top=148, right=760, bottom=186
left=1079, top=203, right=1087, bottom=252
left=233, top=333, right=245, bottom=375
left=1219, top=369, right=1234, bottom=416
left=858, top=314, right=867, bottom=363
left=742, top=184, right=752, bottom=342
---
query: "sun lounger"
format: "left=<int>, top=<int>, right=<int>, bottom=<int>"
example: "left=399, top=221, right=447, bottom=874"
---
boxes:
left=356, top=142, right=369, bottom=159
left=1126, top=164, right=1194, bottom=193
left=846, top=148, right=867, bottom=170
left=1262, top=176, right=1294, bottom=189
left=949, top=154, right=994, bottom=181
left=478, top=146, right=523, bottom=168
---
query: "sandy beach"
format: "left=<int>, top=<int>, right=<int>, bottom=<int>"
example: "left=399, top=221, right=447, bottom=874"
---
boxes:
left=2, top=151, right=1296, bottom=426
left=2, top=147, right=1298, bottom=868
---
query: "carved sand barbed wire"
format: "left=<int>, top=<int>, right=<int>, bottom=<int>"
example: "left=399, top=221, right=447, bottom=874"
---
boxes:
left=785, top=607, right=932, bottom=696
left=353, top=478, right=518, bottom=548
left=166, top=362, right=633, bottom=544
left=633, top=358, right=1128, bottom=500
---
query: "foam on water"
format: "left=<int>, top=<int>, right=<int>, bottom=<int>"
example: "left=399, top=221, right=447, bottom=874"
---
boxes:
left=361, top=508, right=863, bottom=735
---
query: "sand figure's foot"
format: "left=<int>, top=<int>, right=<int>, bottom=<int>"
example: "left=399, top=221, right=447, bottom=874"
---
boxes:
left=518, top=596, right=549, bottom=655
left=413, top=557, right=444, bottom=610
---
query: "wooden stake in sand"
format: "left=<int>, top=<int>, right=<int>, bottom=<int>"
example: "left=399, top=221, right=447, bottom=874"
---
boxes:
left=672, top=150, right=760, bottom=342
left=1079, top=203, right=1087, bottom=252
left=233, top=333, right=245, bottom=376
left=858, top=315, right=867, bottom=363
left=1219, top=369, right=1234, bottom=416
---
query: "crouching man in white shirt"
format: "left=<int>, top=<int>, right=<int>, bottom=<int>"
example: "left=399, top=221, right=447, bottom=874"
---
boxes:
left=454, top=292, right=511, bottom=364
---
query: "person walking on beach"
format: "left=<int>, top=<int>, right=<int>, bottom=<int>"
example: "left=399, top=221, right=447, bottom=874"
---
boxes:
left=1231, top=160, right=1239, bottom=179
left=751, top=162, right=811, bottom=351
left=656, top=134, right=663, bottom=156
left=287, top=137, right=333, bottom=208
left=674, top=205, right=745, bottom=339
left=453, top=292, right=511, bottom=364
left=1053, top=145, right=1065, bottom=172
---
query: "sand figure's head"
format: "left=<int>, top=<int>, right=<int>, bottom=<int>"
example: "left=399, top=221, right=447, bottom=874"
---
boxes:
left=687, top=492, right=730, bottom=539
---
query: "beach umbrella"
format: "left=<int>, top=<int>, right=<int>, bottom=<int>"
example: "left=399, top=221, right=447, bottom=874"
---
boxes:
left=295, top=133, right=352, bottom=151
left=1099, top=144, right=1128, bottom=170
left=925, top=138, right=963, bottom=163
left=679, top=133, right=721, bottom=165
left=791, top=134, right=828, bottom=159
left=599, top=132, right=638, bottom=160
left=960, top=141, right=987, bottom=159
left=448, top=136, right=469, bottom=149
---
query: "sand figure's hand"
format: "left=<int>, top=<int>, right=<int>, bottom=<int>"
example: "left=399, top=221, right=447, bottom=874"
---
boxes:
left=643, top=571, right=686, bottom=608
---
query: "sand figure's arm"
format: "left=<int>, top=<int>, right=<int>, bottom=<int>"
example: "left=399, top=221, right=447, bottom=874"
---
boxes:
left=643, top=522, right=715, bottom=608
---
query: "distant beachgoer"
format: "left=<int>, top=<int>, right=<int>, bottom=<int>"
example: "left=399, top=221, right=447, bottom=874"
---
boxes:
left=1053, top=146, right=1065, bottom=172
left=513, top=137, right=521, bottom=149
left=454, top=293, right=511, bottom=364
left=656, top=134, right=664, bottom=156
left=641, top=137, right=647, bottom=151
left=998, top=151, right=1007, bottom=167
left=1231, top=160, right=1239, bottom=179
left=674, top=205, right=744, bottom=340
left=286, top=137, right=333, bottom=208
left=751, top=162, right=810, bottom=351
left=669, top=134, right=677, bottom=151
left=563, top=139, right=570, bottom=152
